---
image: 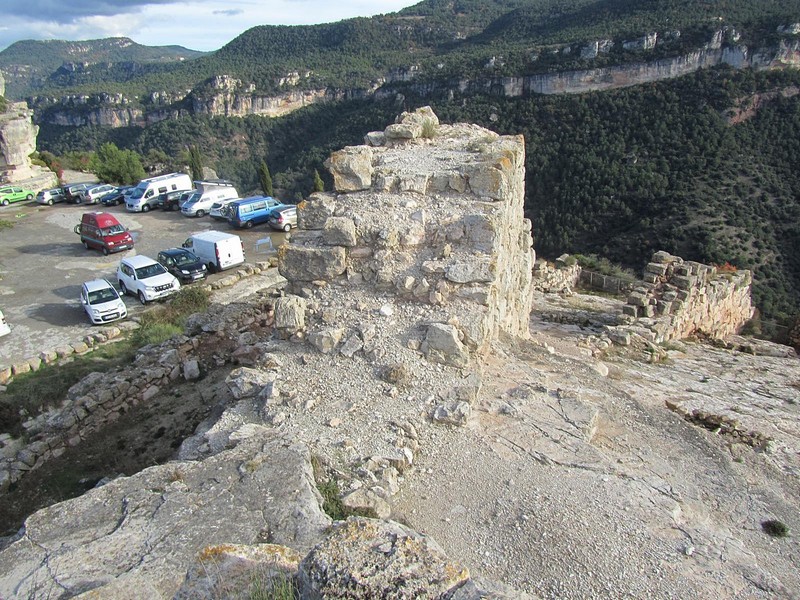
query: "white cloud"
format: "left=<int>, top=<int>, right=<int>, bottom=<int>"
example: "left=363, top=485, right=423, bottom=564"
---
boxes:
left=0, top=0, right=420, bottom=52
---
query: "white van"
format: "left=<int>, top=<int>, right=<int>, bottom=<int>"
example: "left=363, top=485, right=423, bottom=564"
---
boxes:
left=181, top=181, right=239, bottom=218
left=182, top=231, right=245, bottom=273
left=127, top=173, right=192, bottom=212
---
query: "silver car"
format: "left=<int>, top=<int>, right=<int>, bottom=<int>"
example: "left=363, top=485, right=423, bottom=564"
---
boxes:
left=36, top=188, right=67, bottom=205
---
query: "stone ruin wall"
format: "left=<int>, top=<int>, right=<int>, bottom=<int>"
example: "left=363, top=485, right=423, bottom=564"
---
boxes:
left=622, top=251, right=754, bottom=343
left=278, top=107, right=534, bottom=361
left=0, top=287, right=277, bottom=492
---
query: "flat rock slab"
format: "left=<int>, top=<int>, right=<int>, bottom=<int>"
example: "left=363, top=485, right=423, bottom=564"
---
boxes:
left=0, top=428, right=330, bottom=599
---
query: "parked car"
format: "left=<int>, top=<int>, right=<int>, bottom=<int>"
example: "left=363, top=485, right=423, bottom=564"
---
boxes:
left=0, top=186, right=34, bottom=206
left=81, top=183, right=117, bottom=205
left=181, top=182, right=239, bottom=217
left=182, top=231, right=245, bottom=273
left=156, top=189, right=191, bottom=211
left=80, top=279, right=127, bottom=325
left=74, top=212, right=134, bottom=255
left=157, top=248, right=208, bottom=283
left=267, top=204, right=297, bottom=232
left=209, top=197, right=240, bottom=221
left=36, top=188, right=67, bottom=205
left=0, top=309, right=10, bottom=337
left=228, top=196, right=281, bottom=229
left=102, top=185, right=134, bottom=206
left=127, top=173, right=193, bottom=212
left=117, top=255, right=180, bottom=305
left=63, top=182, right=95, bottom=204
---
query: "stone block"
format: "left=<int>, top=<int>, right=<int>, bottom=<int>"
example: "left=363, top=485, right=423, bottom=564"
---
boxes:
left=445, top=260, right=494, bottom=284
left=364, top=131, right=385, bottom=146
left=643, top=272, right=659, bottom=284
left=627, top=292, right=649, bottom=307
left=274, top=295, right=307, bottom=332
left=672, top=275, right=696, bottom=290
left=645, top=262, right=669, bottom=276
left=308, top=327, right=345, bottom=354
left=11, top=362, right=30, bottom=376
left=279, top=246, right=347, bottom=282
left=324, top=146, right=373, bottom=192
left=421, top=323, right=470, bottom=368
left=650, top=250, right=674, bottom=264
left=0, top=367, right=11, bottom=385
left=71, top=342, right=90, bottom=354
left=299, top=193, right=338, bottom=230
left=322, top=217, right=357, bottom=247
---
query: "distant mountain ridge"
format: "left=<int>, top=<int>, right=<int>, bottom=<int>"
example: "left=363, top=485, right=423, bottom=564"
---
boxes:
left=0, top=37, right=205, bottom=99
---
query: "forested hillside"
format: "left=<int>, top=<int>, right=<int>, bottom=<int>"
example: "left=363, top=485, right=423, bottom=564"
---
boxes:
left=37, top=66, right=800, bottom=329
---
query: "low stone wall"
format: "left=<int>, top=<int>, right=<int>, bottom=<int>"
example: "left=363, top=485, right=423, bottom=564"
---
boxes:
left=0, top=267, right=280, bottom=492
left=532, top=257, right=580, bottom=293
left=620, top=251, right=754, bottom=343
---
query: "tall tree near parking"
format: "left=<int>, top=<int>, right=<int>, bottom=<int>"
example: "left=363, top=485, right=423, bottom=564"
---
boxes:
left=259, top=160, right=273, bottom=196
left=89, top=142, right=146, bottom=185
left=188, top=145, right=204, bottom=181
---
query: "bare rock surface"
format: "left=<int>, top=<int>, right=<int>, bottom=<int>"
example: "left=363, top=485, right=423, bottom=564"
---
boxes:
left=0, top=428, right=331, bottom=599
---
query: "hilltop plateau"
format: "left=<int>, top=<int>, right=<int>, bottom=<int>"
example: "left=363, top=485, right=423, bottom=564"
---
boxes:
left=0, top=109, right=798, bottom=599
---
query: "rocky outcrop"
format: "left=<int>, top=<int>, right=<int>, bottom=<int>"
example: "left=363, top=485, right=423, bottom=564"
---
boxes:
left=618, top=251, right=754, bottom=343
left=0, top=428, right=332, bottom=599
left=0, top=101, right=56, bottom=186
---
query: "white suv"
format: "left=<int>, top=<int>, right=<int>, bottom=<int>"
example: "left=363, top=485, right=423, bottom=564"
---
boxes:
left=117, top=255, right=180, bottom=304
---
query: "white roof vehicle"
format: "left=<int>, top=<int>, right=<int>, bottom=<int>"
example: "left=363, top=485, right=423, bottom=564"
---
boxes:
left=0, top=309, right=10, bottom=337
left=117, top=255, right=180, bottom=304
left=80, top=279, right=127, bottom=325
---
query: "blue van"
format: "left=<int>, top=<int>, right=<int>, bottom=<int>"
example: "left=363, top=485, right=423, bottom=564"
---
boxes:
left=228, top=195, right=281, bottom=228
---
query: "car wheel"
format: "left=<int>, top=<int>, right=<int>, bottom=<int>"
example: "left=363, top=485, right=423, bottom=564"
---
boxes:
left=102, top=247, right=109, bottom=256
left=196, top=210, right=205, bottom=218
left=1, top=200, right=8, bottom=206
left=283, top=223, right=292, bottom=232
left=138, top=291, right=147, bottom=305
left=119, top=281, right=127, bottom=296
left=47, top=199, right=54, bottom=206
left=142, top=204, right=150, bottom=213
left=244, top=220, right=254, bottom=229
left=207, top=262, right=216, bottom=274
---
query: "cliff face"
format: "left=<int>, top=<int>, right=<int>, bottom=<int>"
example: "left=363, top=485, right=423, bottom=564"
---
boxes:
left=29, top=32, right=800, bottom=129
left=0, top=101, right=56, bottom=187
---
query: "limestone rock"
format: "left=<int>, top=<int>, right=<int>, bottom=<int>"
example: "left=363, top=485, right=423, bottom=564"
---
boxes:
left=324, top=146, right=373, bottom=192
left=309, top=327, right=345, bottom=354
left=299, top=193, right=338, bottom=230
left=174, top=543, right=302, bottom=600
left=297, top=517, right=469, bottom=599
left=322, top=217, right=357, bottom=247
left=432, top=401, right=471, bottom=426
left=226, top=367, right=275, bottom=399
left=274, top=295, right=307, bottom=332
left=0, top=431, right=331, bottom=599
left=421, top=323, right=470, bottom=368
left=279, top=246, right=347, bottom=282
left=340, top=488, right=391, bottom=519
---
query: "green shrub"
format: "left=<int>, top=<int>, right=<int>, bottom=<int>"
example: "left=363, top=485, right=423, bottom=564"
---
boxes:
left=762, top=519, right=789, bottom=538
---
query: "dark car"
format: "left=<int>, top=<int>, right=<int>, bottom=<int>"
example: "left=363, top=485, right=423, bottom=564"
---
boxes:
left=102, top=185, right=134, bottom=206
left=157, top=189, right=191, bottom=211
left=156, top=247, right=208, bottom=283
left=63, top=182, right=95, bottom=204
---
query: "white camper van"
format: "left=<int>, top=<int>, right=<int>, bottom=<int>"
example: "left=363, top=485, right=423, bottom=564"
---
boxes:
left=180, top=180, right=239, bottom=218
left=182, top=230, right=245, bottom=273
left=126, top=173, right=192, bottom=212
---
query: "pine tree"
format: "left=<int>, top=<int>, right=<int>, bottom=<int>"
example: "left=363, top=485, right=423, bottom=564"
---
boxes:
left=259, top=160, right=273, bottom=196
left=313, top=169, right=325, bottom=193
left=188, top=145, right=204, bottom=181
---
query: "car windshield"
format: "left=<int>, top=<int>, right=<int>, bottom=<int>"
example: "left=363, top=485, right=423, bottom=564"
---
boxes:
left=88, top=287, right=119, bottom=305
left=184, top=192, right=200, bottom=204
left=173, top=252, right=198, bottom=266
left=135, top=263, right=167, bottom=279
left=130, top=187, right=145, bottom=200
left=101, top=225, right=124, bottom=236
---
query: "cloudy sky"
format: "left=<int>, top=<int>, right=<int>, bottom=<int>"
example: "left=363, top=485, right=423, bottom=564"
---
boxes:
left=0, top=0, right=421, bottom=52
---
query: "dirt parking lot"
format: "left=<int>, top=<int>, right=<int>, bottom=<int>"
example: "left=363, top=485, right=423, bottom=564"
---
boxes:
left=0, top=199, right=287, bottom=366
